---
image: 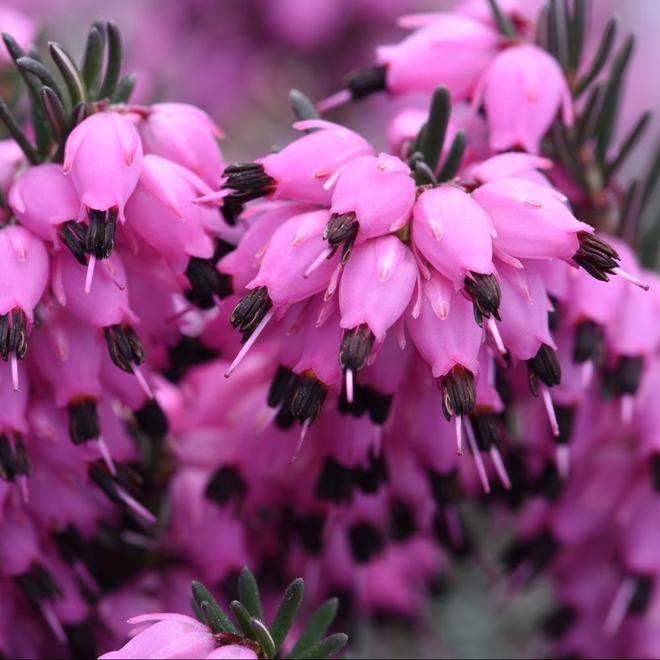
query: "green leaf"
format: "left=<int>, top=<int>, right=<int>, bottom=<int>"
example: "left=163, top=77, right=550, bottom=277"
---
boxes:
left=81, top=24, right=105, bottom=93
left=551, top=122, right=590, bottom=191
left=0, top=98, right=38, bottom=163
left=289, top=633, right=348, bottom=660
left=238, top=567, right=263, bottom=620
left=547, top=0, right=570, bottom=72
left=3, top=33, right=51, bottom=157
left=40, top=86, right=67, bottom=141
left=289, top=89, right=320, bottom=125
left=594, top=34, right=635, bottom=163
left=97, top=21, right=123, bottom=100
left=15, top=57, right=65, bottom=103
left=575, top=81, right=605, bottom=145
left=437, top=129, right=466, bottom=182
left=535, top=4, right=550, bottom=49
left=619, top=179, right=642, bottom=244
left=486, top=0, right=517, bottom=38
left=574, top=15, right=618, bottom=97
left=251, top=618, right=276, bottom=659
left=230, top=600, right=257, bottom=640
left=289, top=598, right=339, bottom=659
left=419, top=86, right=450, bottom=174
left=49, top=42, right=86, bottom=107
left=642, top=144, right=660, bottom=205
left=112, top=74, right=137, bottom=103
left=413, top=159, right=437, bottom=186
left=568, top=0, right=586, bottom=72
left=605, top=110, right=651, bottom=178
left=270, top=578, right=304, bottom=652
left=191, top=581, right=237, bottom=634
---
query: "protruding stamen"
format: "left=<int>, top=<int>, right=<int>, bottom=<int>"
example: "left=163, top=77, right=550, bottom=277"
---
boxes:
left=131, top=364, right=154, bottom=399
left=490, top=446, right=511, bottom=489
left=541, top=387, right=560, bottom=437
left=465, top=417, right=490, bottom=494
left=556, top=445, right=570, bottom=480
left=346, top=368, right=354, bottom=404
left=455, top=414, right=463, bottom=456
left=225, top=308, right=274, bottom=378
left=41, top=602, right=66, bottom=644
left=96, top=436, right=116, bottom=476
left=115, top=485, right=157, bottom=525
left=612, top=266, right=650, bottom=290
left=84, top=255, right=96, bottom=294
left=603, top=577, right=636, bottom=636
left=10, top=353, right=19, bottom=391
left=621, top=394, right=635, bottom=424
left=304, top=248, right=333, bottom=278
left=292, top=419, right=311, bottom=463
left=317, top=89, right=352, bottom=113
left=487, top=317, right=506, bottom=354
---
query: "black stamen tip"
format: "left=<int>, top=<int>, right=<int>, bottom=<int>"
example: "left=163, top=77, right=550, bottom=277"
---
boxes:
left=527, top=344, right=562, bottom=389
left=339, top=324, right=375, bottom=373
left=464, top=272, right=501, bottom=324
left=230, top=286, right=272, bottom=343
left=440, top=366, right=476, bottom=420
left=343, top=64, right=387, bottom=101
left=574, top=231, right=620, bottom=281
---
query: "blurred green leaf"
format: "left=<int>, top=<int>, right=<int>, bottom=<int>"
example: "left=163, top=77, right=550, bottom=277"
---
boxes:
left=270, top=578, right=304, bottom=652
left=289, top=598, right=339, bottom=659
left=238, top=567, right=263, bottom=620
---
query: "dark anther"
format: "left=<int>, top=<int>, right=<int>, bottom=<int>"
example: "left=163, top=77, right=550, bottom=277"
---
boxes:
left=555, top=405, right=575, bottom=446
left=354, top=447, right=388, bottom=494
left=348, top=521, right=385, bottom=564
left=165, top=336, right=218, bottom=383
left=0, top=433, right=31, bottom=482
left=59, top=221, right=89, bottom=265
left=15, top=563, right=62, bottom=606
left=221, top=197, right=244, bottom=226
left=527, top=344, right=562, bottom=391
left=342, top=64, right=387, bottom=101
left=428, top=469, right=460, bottom=506
left=440, top=365, right=476, bottom=420
left=542, top=605, right=576, bottom=639
left=602, top=355, right=645, bottom=398
left=289, top=372, right=328, bottom=424
left=294, top=513, right=325, bottom=556
left=0, top=308, right=28, bottom=361
left=365, top=388, right=393, bottom=425
left=324, top=212, right=359, bottom=263
left=339, top=324, right=375, bottom=373
left=230, top=286, right=272, bottom=342
left=65, top=620, right=97, bottom=660
left=547, top=295, right=559, bottom=332
left=573, top=231, right=619, bottom=281
left=651, top=454, right=660, bottom=493
left=573, top=319, right=605, bottom=364
left=133, top=399, right=168, bottom=439
left=204, top=465, right=247, bottom=506
left=432, top=509, right=471, bottom=557
left=464, top=272, right=501, bottom=325
left=184, top=257, right=232, bottom=309
left=469, top=412, right=502, bottom=451
left=502, top=532, right=558, bottom=577
left=103, top=324, right=145, bottom=374
left=85, top=208, right=117, bottom=259
left=389, top=499, right=416, bottom=542
left=54, top=525, right=86, bottom=565
left=628, top=575, right=654, bottom=615
left=68, top=399, right=100, bottom=445
left=223, top=163, right=276, bottom=203
left=315, top=456, right=354, bottom=504
left=267, top=366, right=298, bottom=408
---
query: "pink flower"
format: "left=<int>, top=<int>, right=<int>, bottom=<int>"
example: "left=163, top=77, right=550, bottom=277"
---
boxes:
left=338, top=235, right=417, bottom=341
left=99, top=613, right=217, bottom=659
left=471, top=177, right=591, bottom=263
left=412, top=184, right=496, bottom=289
left=124, top=155, right=215, bottom=273
left=376, top=14, right=500, bottom=98
left=329, top=153, right=415, bottom=237
left=63, top=111, right=143, bottom=222
left=474, top=44, right=573, bottom=154
left=9, top=163, right=81, bottom=243
left=0, top=7, right=35, bottom=63
left=139, top=103, right=225, bottom=188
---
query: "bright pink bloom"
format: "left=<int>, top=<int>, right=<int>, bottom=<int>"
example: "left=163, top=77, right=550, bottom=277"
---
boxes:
left=474, top=44, right=573, bottom=154
left=329, top=153, right=415, bottom=237
left=63, top=111, right=143, bottom=221
left=260, top=120, right=372, bottom=204
left=99, top=613, right=217, bottom=659
left=376, top=14, right=500, bottom=98
left=412, top=184, right=496, bottom=288
left=247, top=209, right=338, bottom=305
left=339, top=236, right=416, bottom=341
left=470, top=153, right=553, bottom=186
left=139, top=103, right=224, bottom=188
left=9, top=163, right=81, bottom=243
left=0, top=7, right=35, bottom=63
left=0, top=225, right=49, bottom=322
left=124, top=155, right=215, bottom=273
left=472, top=177, right=591, bottom=263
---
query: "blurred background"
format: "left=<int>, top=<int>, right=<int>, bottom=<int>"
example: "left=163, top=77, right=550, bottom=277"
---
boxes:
left=3, top=1, right=659, bottom=657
